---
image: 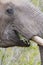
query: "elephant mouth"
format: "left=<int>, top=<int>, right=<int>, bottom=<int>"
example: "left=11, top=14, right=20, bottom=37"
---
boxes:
left=0, top=30, right=30, bottom=48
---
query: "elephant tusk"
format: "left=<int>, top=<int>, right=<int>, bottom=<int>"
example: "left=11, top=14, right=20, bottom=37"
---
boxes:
left=32, top=36, right=43, bottom=46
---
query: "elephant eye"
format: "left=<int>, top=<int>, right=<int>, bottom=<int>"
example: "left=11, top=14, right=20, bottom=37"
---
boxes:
left=6, top=8, right=14, bottom=15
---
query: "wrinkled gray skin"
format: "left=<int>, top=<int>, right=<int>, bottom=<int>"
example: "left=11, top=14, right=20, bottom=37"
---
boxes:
left=0, top=2, right=43, bottom=65
left=0, top=2, right=30, bottom=47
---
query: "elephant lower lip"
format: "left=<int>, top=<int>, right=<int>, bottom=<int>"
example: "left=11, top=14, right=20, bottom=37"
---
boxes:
left=0, top=37, right=11, bottom=43
left=0, top=29, right=30, bottom=47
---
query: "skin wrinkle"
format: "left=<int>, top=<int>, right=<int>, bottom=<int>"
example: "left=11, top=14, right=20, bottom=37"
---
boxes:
left=14, top=10, right=39, bottom=39
left=0, top=2, right=43, bottom=47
